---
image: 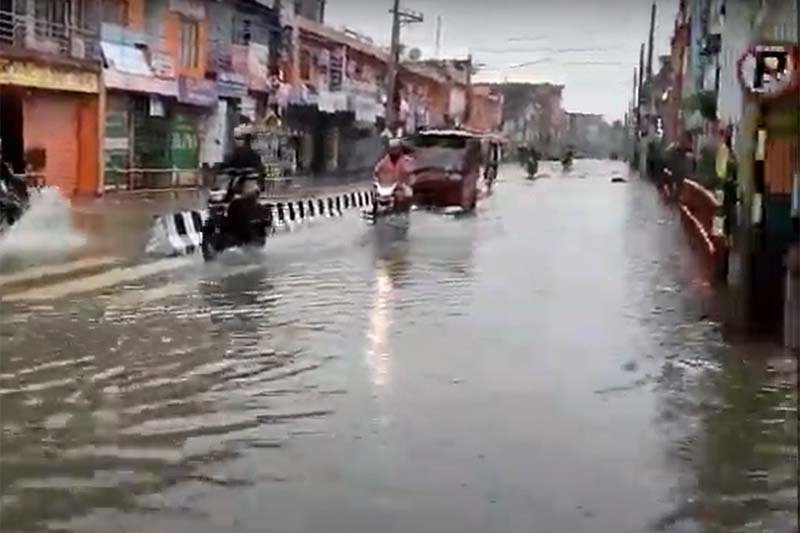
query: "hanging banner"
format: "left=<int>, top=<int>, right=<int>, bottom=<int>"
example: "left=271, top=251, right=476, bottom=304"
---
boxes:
left=232, top=43, right=270, bottom=92
left=105, top=69, right=178, bottom=96
left=216, top=71, right=248, bottom=98
left=150, top=51, right=177, bottom=79
left=178, top=76, right=217, bottom=107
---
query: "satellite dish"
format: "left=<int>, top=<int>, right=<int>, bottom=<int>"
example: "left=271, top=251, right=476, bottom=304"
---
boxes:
left=408, top=48, right=422, bottom=61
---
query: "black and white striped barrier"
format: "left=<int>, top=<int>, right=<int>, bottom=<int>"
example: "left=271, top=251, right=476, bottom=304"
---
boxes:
left=146, top=190, right=374, bottom=256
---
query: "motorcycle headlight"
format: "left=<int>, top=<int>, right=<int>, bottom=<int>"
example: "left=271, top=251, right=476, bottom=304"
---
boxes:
left=448, top=172, right=462, bottom=181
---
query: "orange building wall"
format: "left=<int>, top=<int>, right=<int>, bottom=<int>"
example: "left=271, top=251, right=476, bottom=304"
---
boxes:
left=165, top=13, right=208, bottom=79
left=77, top=97, right=100, bottom=195
left=24, top=91, right=99, bottom=196
left=128, top=0, right=145, bottom=30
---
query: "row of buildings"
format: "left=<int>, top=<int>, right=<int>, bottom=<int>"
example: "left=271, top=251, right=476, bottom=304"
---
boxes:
left=492, top=82, right=624, bottom=160
left=632, top=0, right=798, bottom=343
left=0, top=0, right=503, bottom=196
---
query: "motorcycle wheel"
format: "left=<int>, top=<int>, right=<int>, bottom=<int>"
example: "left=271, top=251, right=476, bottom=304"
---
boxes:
left=201, top=228, right=220, bottom=262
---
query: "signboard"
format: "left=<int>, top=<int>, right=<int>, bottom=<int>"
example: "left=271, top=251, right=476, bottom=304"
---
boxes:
left=232, top=43, right=270, bottom=92
left=150, top=51, right=176, bottom=79
left=216, top=71, right=248, bottom=99
left=178, top=76, right=217, bottom=107
left=101, top=42, right=151, bottom=76
left=104, top=69, right=178, bottom=96
left=171, top=114, right=199, bottom=169
left=738, top=45, right=800, bottom=99
left=0, top=60, right=98, bottom=93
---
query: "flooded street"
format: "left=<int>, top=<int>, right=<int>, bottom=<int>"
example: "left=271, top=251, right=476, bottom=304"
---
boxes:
left=1, top=161, right=796, bottom=533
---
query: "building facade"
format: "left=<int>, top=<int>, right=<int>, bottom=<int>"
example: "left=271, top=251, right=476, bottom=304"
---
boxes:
left=0, top=0, right=102, bottom=195
left=492, top=82, right=566, bottom=158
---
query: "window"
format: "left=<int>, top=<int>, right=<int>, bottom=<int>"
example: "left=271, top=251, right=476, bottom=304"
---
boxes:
left=34, top=0, right=72, bottom=37
left=299, top=49, right=311, bottom=81
left=232, top=15, right=253, bottom=45
left=179, top=17, right=199, bottom=69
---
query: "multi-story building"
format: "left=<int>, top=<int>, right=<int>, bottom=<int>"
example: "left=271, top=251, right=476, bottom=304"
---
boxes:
left=565, top=112, right=608, bottom=158
left=492, top=82, right=566, bottom=158
left=467, top=84, right=503, bottom=134
left=0, top=0, right=103, bottom=195
left=98, top=0, right=283, bottom=189
left=292, top=0, right=324, bottom=23
left=399, top=59, right=473, bottom=131
left=286, top=14, right=387, bottom=174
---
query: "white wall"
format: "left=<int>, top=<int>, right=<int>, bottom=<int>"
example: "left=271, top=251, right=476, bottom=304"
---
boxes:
left=201, top=100, right=228, bottom=165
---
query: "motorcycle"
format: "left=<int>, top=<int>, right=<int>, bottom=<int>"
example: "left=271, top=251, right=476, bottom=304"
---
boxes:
left=561, top=156, right=573, bottom=172
left=200, top=168, right=274, bottom=261
left=525, top=157, right=539, bottom=179
left=0, top=170, right=30, bottom=234
left=364, top=180, right=412, bottom=224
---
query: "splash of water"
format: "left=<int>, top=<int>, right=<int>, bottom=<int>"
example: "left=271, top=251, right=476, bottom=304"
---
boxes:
left=0, top=187, right=86, bottom=264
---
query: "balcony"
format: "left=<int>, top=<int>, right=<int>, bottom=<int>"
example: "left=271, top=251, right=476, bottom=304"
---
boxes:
left=0, top=9, right=101, bottom=67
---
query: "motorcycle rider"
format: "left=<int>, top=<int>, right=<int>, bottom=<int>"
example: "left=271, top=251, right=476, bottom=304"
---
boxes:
left=373, top=138, right=415, bottom=212
left=223, top=124, right=266, bottom=199
left=221, top=125, right=268, bottom=244
left=562, top=146, right=574, bottom=169
left=0, top=145, right=27, bottom=226
left=526, top=145, right=539, bottom=176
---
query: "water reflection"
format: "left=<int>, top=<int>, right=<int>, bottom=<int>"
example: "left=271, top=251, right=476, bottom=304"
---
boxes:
left=366, top=265, right=394, bottom=388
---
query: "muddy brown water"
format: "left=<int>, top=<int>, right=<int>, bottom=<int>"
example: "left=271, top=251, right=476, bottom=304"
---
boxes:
left=1, top=161, right=796, bottom=533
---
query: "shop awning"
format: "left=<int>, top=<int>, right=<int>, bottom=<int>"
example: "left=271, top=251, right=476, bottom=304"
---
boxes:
left=102, top=41, right=178, bottom=97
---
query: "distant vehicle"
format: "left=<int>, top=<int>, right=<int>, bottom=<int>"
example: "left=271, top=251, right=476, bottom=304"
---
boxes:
left=201, top=168, right=274, bottom=261
left=525, top=154, right=538, bottom=179
left=405, top=129, right=500, bottom=211
left=610, top=152, right=619, bottom=161
left=561, top=150, right=574, bottom=172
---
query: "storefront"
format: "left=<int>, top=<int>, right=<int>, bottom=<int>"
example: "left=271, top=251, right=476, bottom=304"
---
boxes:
left=0, top=59, right=100, bottom=196
left=210, top=70, right=248, bottom=164
left=173, top=76, right=217, bottom=185
left=101, top=40, right=179, bottom=190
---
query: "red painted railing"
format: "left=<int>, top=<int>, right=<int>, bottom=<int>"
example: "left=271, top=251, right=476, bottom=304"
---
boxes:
left=678, top=179, right=727, bottom=279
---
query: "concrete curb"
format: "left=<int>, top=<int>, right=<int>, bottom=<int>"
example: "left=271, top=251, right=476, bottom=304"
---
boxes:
left=147, top=188, right=374, bottom=257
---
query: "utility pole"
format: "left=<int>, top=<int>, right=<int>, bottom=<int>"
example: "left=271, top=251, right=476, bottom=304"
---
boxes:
left=435, top=15, right=442, bottom=59
left=643, top=2, right=657, bottom=177
left=646, top=2, right=656, bottom=84
left=386, top=0, right=423, bottom=132
left=637, top=43, right=645, bottom=133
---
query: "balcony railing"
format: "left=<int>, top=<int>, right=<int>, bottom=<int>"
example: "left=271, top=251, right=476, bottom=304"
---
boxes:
left=0, top=9, right=101, bottom=64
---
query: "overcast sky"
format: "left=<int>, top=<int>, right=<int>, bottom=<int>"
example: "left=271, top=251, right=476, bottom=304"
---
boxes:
left=325, top=0, right=679, bottom=121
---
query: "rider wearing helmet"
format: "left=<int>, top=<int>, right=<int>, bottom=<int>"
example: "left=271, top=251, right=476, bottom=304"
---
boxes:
left=221, top=124, right=268, bottom=244
left=223, top=124, right=266, bottom=198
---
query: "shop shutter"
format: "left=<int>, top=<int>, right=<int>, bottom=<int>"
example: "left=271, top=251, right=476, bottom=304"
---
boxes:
left=765, top=136, right=798, bottom=195
left=23, top=92, right=80, bottom=195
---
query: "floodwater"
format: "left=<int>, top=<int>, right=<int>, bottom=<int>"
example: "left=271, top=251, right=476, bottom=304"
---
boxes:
left=0, top=161, right=796, bottom=533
